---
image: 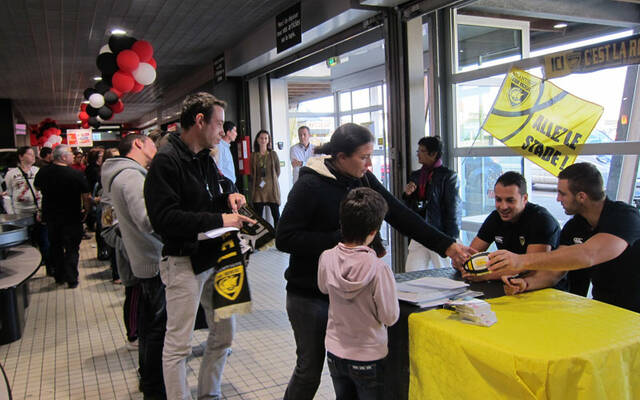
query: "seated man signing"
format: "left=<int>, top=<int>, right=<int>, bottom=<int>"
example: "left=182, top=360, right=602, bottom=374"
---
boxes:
left=464, top=171, right=560, bottom=281
left=492, top=163, right=640, bottom=313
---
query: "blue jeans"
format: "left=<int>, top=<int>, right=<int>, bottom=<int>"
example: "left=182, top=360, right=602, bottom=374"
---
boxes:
left=327, top=352, right=385, bottom=400
left=283, top=293, right=329, bottom=400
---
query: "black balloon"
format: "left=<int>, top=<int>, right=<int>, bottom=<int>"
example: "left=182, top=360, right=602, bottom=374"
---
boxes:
left=86, top=105, right=99, bottom=117
left=83, top=88, right=97, bottom=100
left=96, top=52, right=118, bottom=75
left=108, top=35, right=137, bottom=55
left=94, top=80, right=111, bottom=94
left=89, top=116, right=101, bottom=128
left=98, top=106, right=113, bottom=120
left=102, top=72, right=113, bottom=86
left=104, top=91, right=118, bottom=105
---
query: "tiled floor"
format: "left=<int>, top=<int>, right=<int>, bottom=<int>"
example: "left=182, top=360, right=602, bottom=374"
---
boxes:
left=1, top=238, right=335, bottom=399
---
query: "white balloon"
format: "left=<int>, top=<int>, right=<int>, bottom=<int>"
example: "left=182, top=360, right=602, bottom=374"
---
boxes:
left=54, top=136, right=62, bottom=144
left=89, top=93, right=105, bottom=108
left=99, top=44, right=112, bottom=54
left=132, top=62, right=156, bottom=85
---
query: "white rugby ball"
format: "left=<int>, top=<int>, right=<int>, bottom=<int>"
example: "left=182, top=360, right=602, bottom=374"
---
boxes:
left=463, top=252, right=490, bottom=275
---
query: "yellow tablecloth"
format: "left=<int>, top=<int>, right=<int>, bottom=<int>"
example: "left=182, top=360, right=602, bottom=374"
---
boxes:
left=409, top=289, right=640, bottom=400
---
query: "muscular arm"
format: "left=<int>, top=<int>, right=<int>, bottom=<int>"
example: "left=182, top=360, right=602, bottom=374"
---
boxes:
left=470, top=237, right=490, bottom=252
left=489, top=233, right=628, bottom=275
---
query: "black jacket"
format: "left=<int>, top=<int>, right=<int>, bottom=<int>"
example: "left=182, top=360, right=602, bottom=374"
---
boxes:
left=276, top=156, right=455, bottom=299
left=144, top=134, right=232, bottom=272
left=402, top=166, right=461, bottom=239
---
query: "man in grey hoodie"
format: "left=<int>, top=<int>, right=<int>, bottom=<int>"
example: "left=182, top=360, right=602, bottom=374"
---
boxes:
left=102, top=134, right=166, bottom=400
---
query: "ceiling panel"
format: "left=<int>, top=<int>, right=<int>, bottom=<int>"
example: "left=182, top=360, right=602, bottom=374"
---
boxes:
left=0, top=0, right=299, bottom=125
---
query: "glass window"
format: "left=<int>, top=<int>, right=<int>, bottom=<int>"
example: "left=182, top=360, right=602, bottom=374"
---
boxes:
left=339, top=92, right=351, bottom=112
left=457, top=24, right=523, bottom=72
left=296, top=95, right=334, bottom=113
left=353, top=112, right=371, bottom=125
left=288, top=116, right=335, bottom=147
left=352, top=88, right=370, bottom=110
left=340, top=115, right=352, bottom=125
left=455, top=74, right=504, bottom=147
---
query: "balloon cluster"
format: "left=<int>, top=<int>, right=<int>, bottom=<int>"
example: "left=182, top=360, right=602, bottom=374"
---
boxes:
left=29, top=119, right=63, bottom=148
left=77, top=34, right=157, bottom=129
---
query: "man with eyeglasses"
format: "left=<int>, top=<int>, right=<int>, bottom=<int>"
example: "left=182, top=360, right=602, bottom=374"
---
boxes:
left=34, top=145, right=91, bottom=288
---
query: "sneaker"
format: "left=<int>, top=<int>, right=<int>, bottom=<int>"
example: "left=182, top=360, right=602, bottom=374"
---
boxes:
left=67, top=282, right=79, bottom=289
left=126, top=339, right=139, bottom=351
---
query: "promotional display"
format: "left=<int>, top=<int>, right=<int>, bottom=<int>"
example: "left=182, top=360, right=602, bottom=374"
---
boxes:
left=481, top=68, right=604, bottom=176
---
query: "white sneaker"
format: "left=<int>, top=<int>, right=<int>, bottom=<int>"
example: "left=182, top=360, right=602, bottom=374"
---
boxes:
left=126, top=339, right=138, bottom=351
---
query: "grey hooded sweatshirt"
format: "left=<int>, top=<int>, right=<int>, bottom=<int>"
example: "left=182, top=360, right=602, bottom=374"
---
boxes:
left=318, top=243, right=399, bottom=362
left=101, top=157, right=163, bottom=279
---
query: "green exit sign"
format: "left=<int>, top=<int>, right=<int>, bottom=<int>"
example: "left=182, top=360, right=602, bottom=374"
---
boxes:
left=326, top=56, right=340, bottom=67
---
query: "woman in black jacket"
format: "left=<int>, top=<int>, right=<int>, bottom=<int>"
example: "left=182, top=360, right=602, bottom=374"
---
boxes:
left=402, top=136, right=461, bottom=270
left=275, top=123, right=472, bottom=400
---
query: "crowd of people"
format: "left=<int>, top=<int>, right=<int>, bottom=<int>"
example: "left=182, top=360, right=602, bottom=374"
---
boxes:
left=5, top=89, right=639, bottom=400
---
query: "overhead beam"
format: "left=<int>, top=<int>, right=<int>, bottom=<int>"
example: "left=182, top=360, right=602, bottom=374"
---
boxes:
left=466, top=0, right=640, bottom=28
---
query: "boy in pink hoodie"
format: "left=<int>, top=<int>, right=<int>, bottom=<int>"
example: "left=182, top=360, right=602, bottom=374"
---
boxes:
left=318, top=187, right=400, bottom=400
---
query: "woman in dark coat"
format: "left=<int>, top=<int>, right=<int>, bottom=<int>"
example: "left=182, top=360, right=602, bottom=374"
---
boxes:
left=275, top=123, right=472, bottom=400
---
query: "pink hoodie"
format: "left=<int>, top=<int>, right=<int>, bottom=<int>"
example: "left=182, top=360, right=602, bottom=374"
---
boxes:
left=318, top=243, right=400, bottom=362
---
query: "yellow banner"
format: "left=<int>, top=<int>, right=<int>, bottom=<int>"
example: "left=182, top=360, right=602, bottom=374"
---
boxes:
left=481, top=68, right=604, bottom=177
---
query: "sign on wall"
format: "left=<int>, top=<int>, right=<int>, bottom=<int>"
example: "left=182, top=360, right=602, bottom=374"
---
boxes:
left=276, top=2, right=301, bottom=53
left=544, top=33, right=640, bottom=79
left=482, top=68, right=604, bottom=177
left=213, top=54, right=225, bottom=84
left=67, top=128, right=93, bottom=147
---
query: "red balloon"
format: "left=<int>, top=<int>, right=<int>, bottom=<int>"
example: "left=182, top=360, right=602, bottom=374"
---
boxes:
left=110, top=87, right=122, bottom=97
left=109, top=100, right=124, bottom=113
left=131, top=40, right=153, bottom=62
left=82, top=121, right=90, bottom=129
left=81, top=103, right=87, bottom=111
left=117, top=49, right=140, bottom=73
left=148, top=57, right=157, bottom=69
left=30, top=133, right=38, bottom=146
left=131, top=82, right=144, bottom=93
left=78, top=111, right=89, bottom=121
left=112, top=71, right=135, bottom=93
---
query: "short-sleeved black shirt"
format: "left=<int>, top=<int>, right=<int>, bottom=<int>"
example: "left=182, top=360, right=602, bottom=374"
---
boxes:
left=477, top=202, right=560, bottom=254
left=34, top=164, right=90, bottom=223
left=559, top=198, right=640, bottom=312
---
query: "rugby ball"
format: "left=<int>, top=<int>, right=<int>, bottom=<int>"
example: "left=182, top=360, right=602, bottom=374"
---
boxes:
left=463, top=252, right=490, bottom=275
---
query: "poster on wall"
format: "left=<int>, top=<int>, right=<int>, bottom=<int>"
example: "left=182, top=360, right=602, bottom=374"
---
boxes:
left=481, top=68, right=603, bottom=177
left=67, top=128, right=93, bottom=147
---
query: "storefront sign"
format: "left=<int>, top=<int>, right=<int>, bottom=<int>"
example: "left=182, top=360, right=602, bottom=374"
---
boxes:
left=66, top=128, right=93, bottom=147
left=213, top=54, right=225, bottom=84
left=544, top=33, right=640, bottom=79
left=482, top=68, right=603, bottom=177
left=276, top=2, right=301, bottom=53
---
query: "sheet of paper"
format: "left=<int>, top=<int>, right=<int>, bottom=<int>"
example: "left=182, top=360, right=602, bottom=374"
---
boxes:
left=403, top=276, right=469, bottom=290
left=197, top=226, right=239, bottom=241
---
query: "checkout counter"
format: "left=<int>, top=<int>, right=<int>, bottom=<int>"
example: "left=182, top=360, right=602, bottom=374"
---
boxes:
left=0, top=214, right=39, bottom=346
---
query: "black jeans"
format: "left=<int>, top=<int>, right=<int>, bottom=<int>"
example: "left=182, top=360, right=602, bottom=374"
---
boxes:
left=47, top=220, right=82, bottom=285
left=253, top=202, right=280, bottom=227
left=138, top=275, right=167, bottom=398
left=283, top=292, right=329, bottom=400
left=124, top=285, right=140, bottom=342
left=327, top=352, right=385, bottom=400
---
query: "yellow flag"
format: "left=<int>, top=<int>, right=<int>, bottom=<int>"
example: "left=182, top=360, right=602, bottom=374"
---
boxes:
left=482, top=68, right=604, bottom=177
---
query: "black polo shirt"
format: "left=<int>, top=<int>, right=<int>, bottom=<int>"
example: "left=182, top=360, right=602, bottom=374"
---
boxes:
left=477, top=202, right=560, bottom=254
left=34, top=164, right=89, bottom=223
left=559, top=198, right=640, bottom=312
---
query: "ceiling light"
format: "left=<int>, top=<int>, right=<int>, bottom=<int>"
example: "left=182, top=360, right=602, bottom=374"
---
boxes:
left=82, top=100, right=89, bottom=104
left=111, top=28, right=127, bottom=35
left=93, top=76, right=102, bottom=81
left=76, top=120, right=82, bottom=123
left=554, top=23, right=568, bottom=29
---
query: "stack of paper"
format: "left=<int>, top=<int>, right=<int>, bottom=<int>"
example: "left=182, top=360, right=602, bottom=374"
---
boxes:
left=447, top=298, right=497, bottom=327
left=396, top=277, right=469, bottom=308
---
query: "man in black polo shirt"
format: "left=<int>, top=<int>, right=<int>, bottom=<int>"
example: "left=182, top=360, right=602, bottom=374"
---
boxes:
left=492, top=163, right=640, bottom=312
left=34, top=145, right=90, bottom=288
left=463, top=171, right=560, bottom=281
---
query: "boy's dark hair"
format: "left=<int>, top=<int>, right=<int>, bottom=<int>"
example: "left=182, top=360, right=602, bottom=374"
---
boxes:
left=118, top=133, right=147, bottom=156
left=223, top=121, right=235, bottom=134
left=495, top=171, right=527, bottom=195
left=180, top=92, right=226, bottom=130
left=339, top=187, right=388, bottom=244
left=417, top=136, right=443, bottom=160
left=39, top=147, right=52, bottom=159
left=558, top=162, right=605, bottom=201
